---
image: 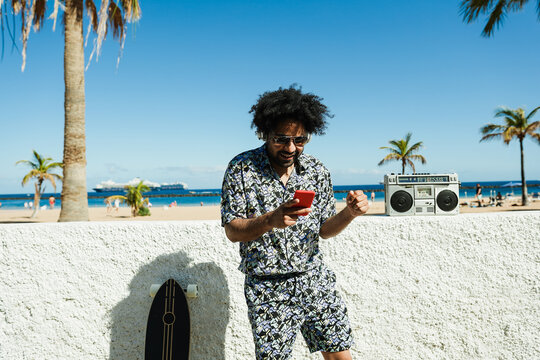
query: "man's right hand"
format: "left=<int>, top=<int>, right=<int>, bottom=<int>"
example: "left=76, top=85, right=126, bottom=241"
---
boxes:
left=268, top=198, right=312, bottom=228
left=225, top=199, right=311, bottom=243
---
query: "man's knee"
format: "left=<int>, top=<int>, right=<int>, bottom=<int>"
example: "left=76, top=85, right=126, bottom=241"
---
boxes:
left=321, top=349, right=352, bottom=360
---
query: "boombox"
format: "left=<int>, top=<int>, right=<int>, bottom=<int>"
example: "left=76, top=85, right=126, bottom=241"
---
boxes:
left=384, top=173, right=460, bottom=216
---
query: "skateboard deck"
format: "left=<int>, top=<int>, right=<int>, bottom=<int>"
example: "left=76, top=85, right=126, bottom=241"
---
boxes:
left=145, top=279, right=190, bottom=360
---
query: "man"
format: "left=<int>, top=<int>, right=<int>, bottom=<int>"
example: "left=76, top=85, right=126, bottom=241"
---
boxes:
left=221, top=86, right=369, bottom=360
left=475, top=183, right=483, bottom=207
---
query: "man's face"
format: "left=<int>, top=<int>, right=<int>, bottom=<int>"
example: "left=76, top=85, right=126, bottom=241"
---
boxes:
left=265, top=120, right=307, bottom=173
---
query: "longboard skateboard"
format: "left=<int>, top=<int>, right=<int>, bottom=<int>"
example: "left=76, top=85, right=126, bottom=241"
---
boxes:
left=145, top=279, right=198, bottom=360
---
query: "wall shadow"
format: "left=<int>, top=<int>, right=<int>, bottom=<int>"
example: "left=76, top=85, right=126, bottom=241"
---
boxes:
left=109, top=251, right=230, bottom=359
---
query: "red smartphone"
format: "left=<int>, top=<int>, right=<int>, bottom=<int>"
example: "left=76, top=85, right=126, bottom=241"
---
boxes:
left=292, top=190, right=315, bottom=212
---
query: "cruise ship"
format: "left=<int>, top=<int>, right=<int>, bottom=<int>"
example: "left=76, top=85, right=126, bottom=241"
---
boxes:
left=93, top=178, right=188, bottom=193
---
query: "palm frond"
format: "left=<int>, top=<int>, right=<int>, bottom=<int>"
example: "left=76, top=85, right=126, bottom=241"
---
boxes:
left=379, top=146, right=402, bottom=156
left=15, top=159, right=35, bottom=167
left=44, top=161, right=63, bottom=172
left=137, top=183, right=150, bottom=192
left=120, top=0, right=141, bottom=22
left=528, top=132, right=540, bottom=144
left=494, top=107, right=531, bottom=129
left=508, top=0, right=529, bottom=11
left=404, top=132, right=412, bottom=143
left=408, top=154, right=427, bottom=164
left=86, top=0, right=97, bottom=31
left=460, top=0, right=496, bottom=23
left=48, top=0, right=61, bottom=31
left=462, top=0, right=534, bottom=37
left=93, top=0, right=110, bottom=59
left=480, top=132, right=505, bottom=142
left=21, top=169, right=40, bottom=185
left=525, top=106, right=540, bottom=121
left=387, top=140, right=402, bottom=149
left=494, top=106, right=519, bottom=119
left=406, top=159, right=416, bottom=173
left=481, top=123, right=506, bottom=135
left=32, top=0, right=45, bottom=30
left=502, top=127, right=519, bottom=143
left=108, top=0, right=124, bottom=40
left=3, top=1, right=22, bottom=56
left=83, top=0, right=98, bottom=45
left=20, top=0, right=35, bottom=71
left=31, top=149, right=41, bottom=161
left=378, top=153, right=401, bottom=166
left=42, top=173, right=57, bottom=191
left=405, top=141, right=424, bottom=155
left=11, top=0, right=23, bottom=15
left=483, top=0, right=508, bottom=37
left=525, top=120, right=540, bottom=134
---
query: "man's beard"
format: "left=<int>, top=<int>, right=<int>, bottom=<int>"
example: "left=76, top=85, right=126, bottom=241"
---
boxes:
left=269, top=149, right=300, bottom=169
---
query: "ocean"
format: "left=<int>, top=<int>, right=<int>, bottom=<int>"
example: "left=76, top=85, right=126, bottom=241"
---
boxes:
left=0, top=180, right=538, bottom=210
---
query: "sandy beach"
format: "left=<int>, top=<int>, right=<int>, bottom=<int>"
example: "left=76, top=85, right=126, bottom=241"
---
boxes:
left=1, top=198, right=539, bottom=223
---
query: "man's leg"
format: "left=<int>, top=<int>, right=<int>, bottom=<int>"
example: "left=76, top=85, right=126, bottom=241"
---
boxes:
left=322, top=350, right=352, bottom=360
left=245, top=276, right=303, bottom=360
left=300, top=266, right=354, bottom=356
left=248, top=301, right=301, bottom=359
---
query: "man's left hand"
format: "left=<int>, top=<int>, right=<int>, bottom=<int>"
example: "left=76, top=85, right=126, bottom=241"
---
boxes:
left=345, top=190, right=369, bottom=217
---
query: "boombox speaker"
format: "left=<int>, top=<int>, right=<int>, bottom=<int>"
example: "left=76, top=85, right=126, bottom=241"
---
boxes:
left=384, top=173, right=460, bottom=216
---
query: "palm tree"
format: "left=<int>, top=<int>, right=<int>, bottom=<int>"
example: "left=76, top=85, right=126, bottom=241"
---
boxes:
left=106, top=181, right=150, bottom=216
left=125, top=181, right=150, bottom=216
left=480, top=106, right=540, bottom=206
left=378, top=133, right=427, bottom=175
left=16, top=150, right=63, bottom=218
left=3, top=1, right=141, bottom=222
left=460, top=0, right=540, bottom=37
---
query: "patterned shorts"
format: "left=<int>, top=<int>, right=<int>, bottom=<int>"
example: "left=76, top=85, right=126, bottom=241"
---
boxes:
left=244, top=265, right=353, bottom=359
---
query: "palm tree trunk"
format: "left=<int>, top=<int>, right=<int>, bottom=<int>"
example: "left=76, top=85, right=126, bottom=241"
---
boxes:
left=31, top=182, right=41, bottom=219
left=519, top=138, right=529, bottom=206
left=402, top=160, right=405, bottom=175
left=59, top=0, right=89, bottom=222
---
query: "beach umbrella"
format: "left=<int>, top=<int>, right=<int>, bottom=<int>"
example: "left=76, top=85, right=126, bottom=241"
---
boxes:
left=502, top=182, right=521, bottom=187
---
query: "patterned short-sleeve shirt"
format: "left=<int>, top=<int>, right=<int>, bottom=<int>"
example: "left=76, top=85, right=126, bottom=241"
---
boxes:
left=221, top=145, right=337, bottom=276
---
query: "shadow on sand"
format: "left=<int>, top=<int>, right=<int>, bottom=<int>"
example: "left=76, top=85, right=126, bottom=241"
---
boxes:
left=109, top=251, right=230, bottom=359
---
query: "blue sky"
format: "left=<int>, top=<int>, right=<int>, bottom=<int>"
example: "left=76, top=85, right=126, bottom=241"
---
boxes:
left=1, top=0, right=539, bottom=193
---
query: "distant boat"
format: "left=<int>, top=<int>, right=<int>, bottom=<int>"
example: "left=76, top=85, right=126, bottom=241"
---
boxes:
left=93, top=178, right=188, bottom=193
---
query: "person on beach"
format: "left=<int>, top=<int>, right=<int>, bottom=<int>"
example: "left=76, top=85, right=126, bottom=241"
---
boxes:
left=496, top=192, right=503, bottom=207
left=48, top=196, right=55, bottom=209
left=221, top=85, right=369, bottom=360
left=475, top=183, right=483, bottom=207
left=370, top=191, right=375, bottom=204
left=105, top=199, right=112, bottom=213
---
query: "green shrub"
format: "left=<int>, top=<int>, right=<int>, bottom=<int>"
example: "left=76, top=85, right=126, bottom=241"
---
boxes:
left=138, top=206, right=151, bottom=216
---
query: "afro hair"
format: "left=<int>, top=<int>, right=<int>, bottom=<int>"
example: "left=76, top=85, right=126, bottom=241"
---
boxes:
left=249, top=85, right=332, bottom=137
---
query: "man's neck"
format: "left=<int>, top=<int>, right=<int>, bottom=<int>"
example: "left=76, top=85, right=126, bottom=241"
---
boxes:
left=271, top=163, right=295, bottom=186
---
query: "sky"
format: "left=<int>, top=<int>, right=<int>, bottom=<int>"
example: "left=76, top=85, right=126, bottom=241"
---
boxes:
left=1, top=0, right=539, bottom=194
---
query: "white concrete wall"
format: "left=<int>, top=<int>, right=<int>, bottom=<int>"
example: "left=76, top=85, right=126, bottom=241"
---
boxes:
left=1, top=212, right=539, bottom=359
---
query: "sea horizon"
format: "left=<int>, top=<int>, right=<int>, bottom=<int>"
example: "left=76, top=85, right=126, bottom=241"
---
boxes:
left=0, top=180, right=538, bottom=210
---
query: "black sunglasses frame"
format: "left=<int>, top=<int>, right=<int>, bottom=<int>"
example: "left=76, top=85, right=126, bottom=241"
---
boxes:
left=269, top=135, right=310, bottom=145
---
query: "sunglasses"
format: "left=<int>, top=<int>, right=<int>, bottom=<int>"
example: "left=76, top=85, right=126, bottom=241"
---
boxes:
left=269, top=134, right=310, bottom=145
